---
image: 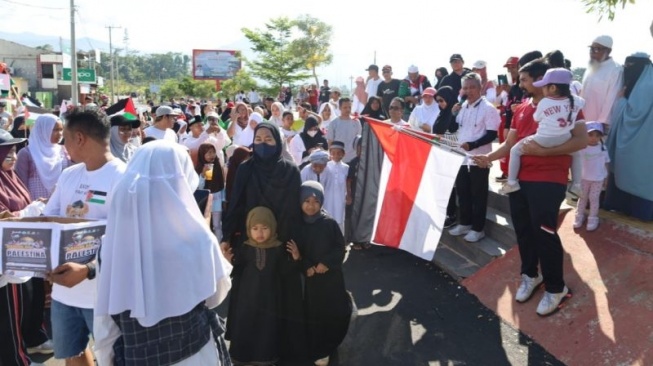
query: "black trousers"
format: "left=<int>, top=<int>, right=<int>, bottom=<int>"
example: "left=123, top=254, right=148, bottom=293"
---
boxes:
left=446, top=187, right=457, bottom=218
left=0, top=278, right=48, bottom=366
left=509, top=181, right=567, bottom=293
left=455, top=166, right=490, bottom=232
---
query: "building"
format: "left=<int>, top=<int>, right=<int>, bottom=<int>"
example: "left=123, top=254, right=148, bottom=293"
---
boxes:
left=0, top=39, right=100, bottom=107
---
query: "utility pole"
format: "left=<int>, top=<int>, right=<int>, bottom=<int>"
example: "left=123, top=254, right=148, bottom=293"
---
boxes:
left=374, top=50, right=377, bottom=65
left=106, top=25, right=121, bottom=102
left=70, top=0, right=78, bottom=106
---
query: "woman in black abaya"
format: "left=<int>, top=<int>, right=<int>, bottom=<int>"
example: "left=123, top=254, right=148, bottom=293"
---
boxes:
left=222, top=122, right=306, bottom=364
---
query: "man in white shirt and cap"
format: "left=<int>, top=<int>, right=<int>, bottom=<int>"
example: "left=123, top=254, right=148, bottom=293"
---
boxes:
left=144, top=106, right=180, bottom=142
left=581, top=35, right=623, bottom=134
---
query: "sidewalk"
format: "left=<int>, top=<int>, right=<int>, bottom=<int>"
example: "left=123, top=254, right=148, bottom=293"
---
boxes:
left=462, top=199, right=653, bottom=365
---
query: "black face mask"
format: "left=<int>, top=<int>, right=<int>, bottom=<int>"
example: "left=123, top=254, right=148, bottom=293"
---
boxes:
left=253, top=142, right=277, bottom=159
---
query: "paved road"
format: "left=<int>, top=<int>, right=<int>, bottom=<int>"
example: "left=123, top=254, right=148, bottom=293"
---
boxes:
left=35, top=245, right=563, bottom=366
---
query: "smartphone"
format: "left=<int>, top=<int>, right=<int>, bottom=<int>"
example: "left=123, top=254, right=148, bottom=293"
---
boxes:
left=498, top=74, right=509, bottom=86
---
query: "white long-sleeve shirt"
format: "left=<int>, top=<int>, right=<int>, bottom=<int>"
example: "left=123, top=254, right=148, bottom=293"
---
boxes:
left=581, top=58, right=623, bottom=125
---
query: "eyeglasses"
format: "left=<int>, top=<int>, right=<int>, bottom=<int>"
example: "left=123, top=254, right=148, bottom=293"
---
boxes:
left=590, top=46, right=608, bottom=54
left=389, top=106, right=402, bottom=111
left=382, top=70, right=391, bottom=74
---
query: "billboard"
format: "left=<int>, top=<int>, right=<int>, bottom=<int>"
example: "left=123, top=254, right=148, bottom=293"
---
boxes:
left=192, top=49, right=241, bottom=80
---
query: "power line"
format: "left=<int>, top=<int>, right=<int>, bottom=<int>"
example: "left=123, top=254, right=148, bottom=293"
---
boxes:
left=0, top=0, right=66, bottom=10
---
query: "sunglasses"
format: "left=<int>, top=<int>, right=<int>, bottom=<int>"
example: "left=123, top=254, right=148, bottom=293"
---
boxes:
left=389, top=106, right=402, bottom=111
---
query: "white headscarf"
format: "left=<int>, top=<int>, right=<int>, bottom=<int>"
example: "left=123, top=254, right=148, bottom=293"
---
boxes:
left=96, top=140, right=232, bottom=327
left=27, top=114, right=63, bottom=194
left=269, top=102, right=285, bottom=127
left=109, top=126, right=136, bottom=163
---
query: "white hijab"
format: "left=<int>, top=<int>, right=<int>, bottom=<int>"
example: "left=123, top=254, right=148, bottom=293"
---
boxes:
left=96, top=140, right=232, bottom=327
left=269, top=102, right=285, bottom=127
left=27, top=114, right=63, bottom=194
left=109, top=126, right=136, bottom=163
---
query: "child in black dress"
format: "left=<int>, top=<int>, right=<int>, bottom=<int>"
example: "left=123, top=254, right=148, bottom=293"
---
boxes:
left=225, top=206, right=301, bottom=366
left=291, top=181, right=352, bottom=366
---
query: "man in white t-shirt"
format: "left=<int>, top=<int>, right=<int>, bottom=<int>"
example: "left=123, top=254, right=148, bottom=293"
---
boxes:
left=365, top=64, right=383, bottom=102
left=45, top=107, right=126, bottom=366
left=248, top=88, right=261, bottom=106
left=144, top=105, right=180, bottom=142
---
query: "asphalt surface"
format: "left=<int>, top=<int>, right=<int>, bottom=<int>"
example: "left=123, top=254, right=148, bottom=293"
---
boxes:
left=33, top=245, right=564, bottom=366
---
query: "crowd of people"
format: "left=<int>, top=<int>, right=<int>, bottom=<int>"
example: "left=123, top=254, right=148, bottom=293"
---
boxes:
left=0, top=33, right=652, bottom=365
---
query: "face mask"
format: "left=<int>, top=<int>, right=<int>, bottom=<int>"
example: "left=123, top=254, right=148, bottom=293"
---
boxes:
left=129, top=137, right=141, bottom=147
left=307, top=130, right=318, bottom=137
left=254, top=142, right=277, bottom=159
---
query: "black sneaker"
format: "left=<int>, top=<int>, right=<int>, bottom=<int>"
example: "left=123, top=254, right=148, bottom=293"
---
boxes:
left=444, top=216, right=457, bottom=229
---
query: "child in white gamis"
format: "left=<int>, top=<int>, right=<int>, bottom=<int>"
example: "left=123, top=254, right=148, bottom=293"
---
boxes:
left=574, top=122, right=609, bottom=231
left=500, top=68, right=584, bottom=196
left=300, top=149, right=331, bottom=186
left=324, top=141, right=349, bottom=233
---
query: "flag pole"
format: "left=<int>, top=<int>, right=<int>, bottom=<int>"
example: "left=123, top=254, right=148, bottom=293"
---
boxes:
left=396, top=127, right=467, bottom=156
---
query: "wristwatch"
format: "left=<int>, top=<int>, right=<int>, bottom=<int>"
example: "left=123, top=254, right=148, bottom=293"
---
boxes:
left=85, top=263, right=96, bottom=280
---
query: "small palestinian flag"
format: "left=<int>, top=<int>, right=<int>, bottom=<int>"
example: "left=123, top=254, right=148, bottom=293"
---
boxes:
left=105, top=98, right=138, bottom=120
left=85, top=190, right=107, bottom=205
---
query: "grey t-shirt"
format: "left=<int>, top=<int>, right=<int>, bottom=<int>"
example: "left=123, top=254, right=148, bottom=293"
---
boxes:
left=326, top=117, right=362, bottom=163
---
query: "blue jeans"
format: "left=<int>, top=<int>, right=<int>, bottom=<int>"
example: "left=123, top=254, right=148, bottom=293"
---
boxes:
left=51, top=300, right=93, bottom=359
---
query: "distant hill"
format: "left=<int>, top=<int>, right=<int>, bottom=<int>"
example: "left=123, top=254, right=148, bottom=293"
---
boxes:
left=0, top=30, right=110, bottom=53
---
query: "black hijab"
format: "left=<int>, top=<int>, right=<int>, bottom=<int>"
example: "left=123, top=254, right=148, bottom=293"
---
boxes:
left=223, top=122, right=302, bottom=245
left=361, top=96, right=387, bottom=122
left=432, top=86, right=460, bottom=135
left=299, top=116, right=327, bottom=152
left=10, top=116, right=29, bottom=139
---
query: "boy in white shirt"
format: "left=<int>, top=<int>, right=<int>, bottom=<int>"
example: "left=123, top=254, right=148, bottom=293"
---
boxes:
left=323, top=141, right=349, bottom=233
left=501, top=68, right=585, bottom=195
left=45, top=107, right=126, bottom=366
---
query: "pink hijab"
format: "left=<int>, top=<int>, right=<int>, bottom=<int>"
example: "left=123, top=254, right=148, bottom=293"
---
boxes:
left=0, top=145, right=31, bottom=213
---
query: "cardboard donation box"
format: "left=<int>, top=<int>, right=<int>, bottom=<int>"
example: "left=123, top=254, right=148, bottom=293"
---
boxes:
left=0, top=217, right=106, bottom=278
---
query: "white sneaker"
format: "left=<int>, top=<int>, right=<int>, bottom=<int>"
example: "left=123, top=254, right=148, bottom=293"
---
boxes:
left=573, top=214, right=585, bottom=229
left=499, top=182, right=520, bottom=195
left=448, top=224, right=471, bottom=236
left=315, top=356, right=330, bottom=366
left=586, top=216, right=599, bottom=231
left=515, top=273, right=543, bottom=303
left=536, top=286, right=570, bottom=316
left=28, top=340, right=54, bottom=354
left=464, top=230, right=485, bottom=242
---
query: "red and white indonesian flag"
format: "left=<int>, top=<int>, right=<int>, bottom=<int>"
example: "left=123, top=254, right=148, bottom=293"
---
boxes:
left=368, top=118, right=464, bottom=261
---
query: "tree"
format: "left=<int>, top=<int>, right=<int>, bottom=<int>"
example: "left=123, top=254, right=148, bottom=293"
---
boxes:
left=242, top=17, right=311, bottom=92
left=220, top=69, right=258, bottom=99
left=160, top=79, right=182, bottom=100
left=582, top=0, right=635, bottom=20
left=178, top=76, right=216, bottom=99
left=35, top=44, right=54, bottom=52
left=289, top=15, right=334, bottom=87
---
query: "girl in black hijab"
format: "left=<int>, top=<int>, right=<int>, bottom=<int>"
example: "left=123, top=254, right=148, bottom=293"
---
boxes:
left=222, top=122, right=307, bottom=363
left=432, top=86, right=460, bottom=135
left=360, top=95, right=387, bottom=124
left=293, top=116, right=327, bottom=169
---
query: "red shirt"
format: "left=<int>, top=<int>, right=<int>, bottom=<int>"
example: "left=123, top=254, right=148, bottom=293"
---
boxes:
left=513, top=100, right=572, bottom=185
left=308, top=89, right=318, bottom=106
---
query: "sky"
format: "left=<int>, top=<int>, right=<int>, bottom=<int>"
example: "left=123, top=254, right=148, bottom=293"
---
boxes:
left=1, top=0, right=652, bottom=89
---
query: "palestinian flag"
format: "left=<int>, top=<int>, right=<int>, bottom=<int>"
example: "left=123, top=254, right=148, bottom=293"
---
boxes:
left=85, top=190, right=107, bottom=205
left=105, top=98, right=138, bottom=120
left=24, top=105, right=50, bottom=127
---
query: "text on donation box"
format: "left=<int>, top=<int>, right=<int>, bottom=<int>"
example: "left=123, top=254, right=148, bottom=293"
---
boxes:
left=2, top=228, right=52, bottom=276
left=59, top=225, right=104, bottom=265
